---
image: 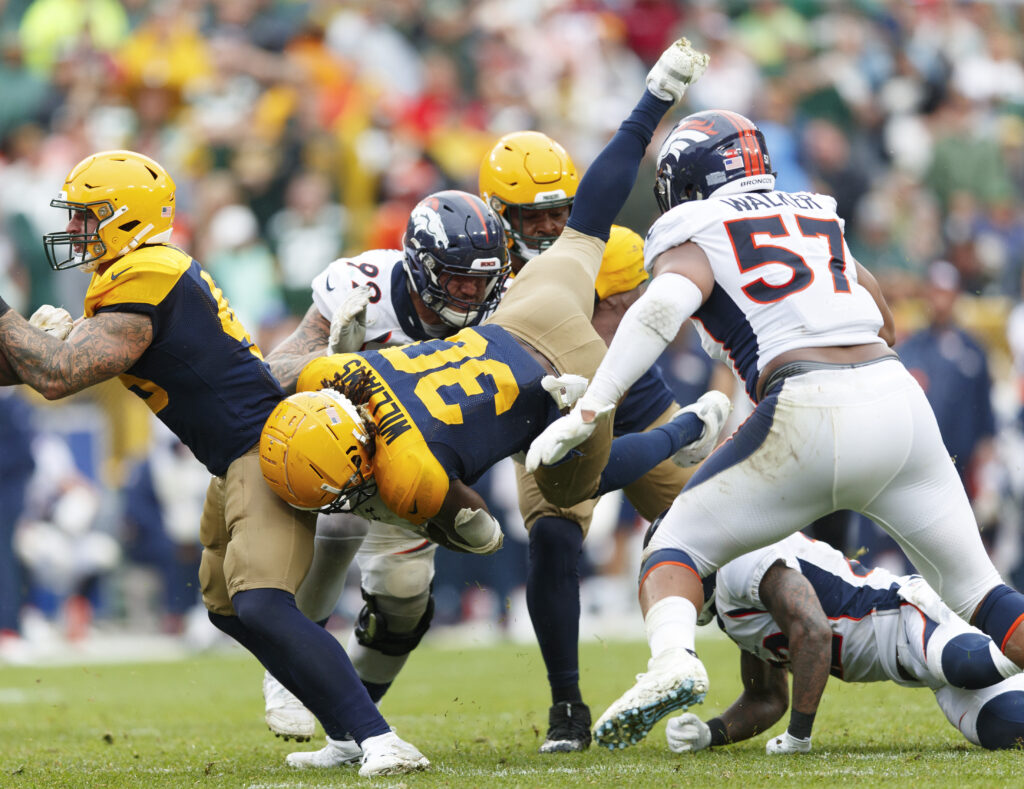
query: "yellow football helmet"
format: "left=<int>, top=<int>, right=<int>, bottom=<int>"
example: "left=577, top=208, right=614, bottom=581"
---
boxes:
left=43, top=150, right=176, bottom=271
left=595, top=225, right=648, bottom=300
left=259, top=389, right=376, bottom=512
left=479, top=131, right=579, bottom=263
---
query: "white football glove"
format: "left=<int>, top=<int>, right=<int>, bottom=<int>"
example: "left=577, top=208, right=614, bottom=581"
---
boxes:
left=524, top=397, right=614, bottom=473
left=666, top=713, right=712, bottom=754
left=646, top=37, right=710, bottom=103
left=424, top=507, right=503, bottom=555
left=29, top=304, right=74, bottom=340
left=670, top=390, right=733, bottom=467
left=327, top=284, right=373, bottom=354
left=540, top=373, right=589, bottom=411
left=765, top=731, right=812, bottom=755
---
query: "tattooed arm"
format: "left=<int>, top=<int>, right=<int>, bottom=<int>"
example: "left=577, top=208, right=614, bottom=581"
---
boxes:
left=265, top=304, right=330, bottom=394
left=0, top=309, right=151, bottom=399
left=758, top=561, right=832, bottom=736
left=697, top=562, right=831, bottom=747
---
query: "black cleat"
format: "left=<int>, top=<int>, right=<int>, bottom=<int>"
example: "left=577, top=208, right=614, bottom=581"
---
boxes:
left=539, top=701, right=592, bottom=753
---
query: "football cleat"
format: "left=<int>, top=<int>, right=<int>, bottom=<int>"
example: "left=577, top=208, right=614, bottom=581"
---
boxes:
left=646, top=37, right=710, bottom=103
left=539, top=701, right=592, bottom=753
left=285, top=736, right=363, bottom=768
left=593, top=648, right=708, bottom=749
left=263, top=671, right=315, bottom=741
left=357, top=731, right=430, bottom=777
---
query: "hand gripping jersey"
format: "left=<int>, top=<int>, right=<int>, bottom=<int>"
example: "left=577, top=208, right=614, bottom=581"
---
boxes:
left=714, top=532, right=923, bottom=685
left=311, top=249, right=449, bottom=348
left=298, top=324, right=557, bottom=525
left=644, top=191, right=887, bottom=400
left=84, top=245, right=284, bottom=475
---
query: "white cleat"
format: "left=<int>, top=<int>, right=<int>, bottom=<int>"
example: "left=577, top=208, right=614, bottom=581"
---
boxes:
left=285, top=736, right=362, bottom=768
left=358, top=731, right=430, bottom=777
left=646, top=37, right=710, bottom=103
left=593, top=648, right=709, bottom=749
left=263, top=671, right=315, bottom=741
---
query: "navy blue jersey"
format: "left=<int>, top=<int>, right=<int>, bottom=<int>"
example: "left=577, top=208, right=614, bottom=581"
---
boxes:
left=299, top=323, right=558, bottom=523
left=85, top=245, right=284, bottom=475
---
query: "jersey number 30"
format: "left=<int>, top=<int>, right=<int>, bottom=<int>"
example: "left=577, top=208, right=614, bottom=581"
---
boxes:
left=380, top=329, right=520, bottom=425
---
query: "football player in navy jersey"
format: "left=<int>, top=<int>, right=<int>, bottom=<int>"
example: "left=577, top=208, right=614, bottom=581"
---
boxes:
left=665, top=533, right=1024, bottom=754
left=256, top=38, right=723, bottom=768
left=527, top=108, right=1024, bottom=750
left=256, top=189, right=519, bottom=752
left=0, top=151, right=430, bottom=776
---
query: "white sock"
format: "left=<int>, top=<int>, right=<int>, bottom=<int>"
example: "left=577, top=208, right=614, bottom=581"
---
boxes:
left=645, top=596, right=697, bottom=658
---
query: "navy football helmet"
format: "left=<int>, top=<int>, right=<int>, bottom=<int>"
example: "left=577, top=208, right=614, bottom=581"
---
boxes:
left=653, top=110, right=776, bottom=212
left=403, top=190, right=511, bottom=328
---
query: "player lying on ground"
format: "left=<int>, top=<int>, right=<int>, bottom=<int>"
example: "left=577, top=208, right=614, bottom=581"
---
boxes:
left=664, top=532, right=1024, bottom=754
left=526, top=104, right=1024, bottom=750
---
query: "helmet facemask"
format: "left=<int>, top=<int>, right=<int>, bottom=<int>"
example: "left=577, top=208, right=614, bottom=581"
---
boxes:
left=488, top=194, right=573, bottom=264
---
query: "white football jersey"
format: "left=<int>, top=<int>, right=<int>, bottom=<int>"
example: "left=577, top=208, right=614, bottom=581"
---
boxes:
left=644, top=191, right=887, bottom=400
left=311, top=249, right=427, bottom=349
left=714, top=532, right=917, bottom=686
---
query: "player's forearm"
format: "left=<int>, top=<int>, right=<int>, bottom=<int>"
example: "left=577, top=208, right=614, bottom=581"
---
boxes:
left=0, top=310, right=85, bottom=398
left=786, top=621, right=831, bottom=733
left=0, top=309, right=148, bottom=399
left=585, top=274, right=701, bottom=411
left=267, top=349, right=324, bottom=394
left=265, top=306, right=330, bottom=393
left=567, top=90, right=672, bottom=240
left=712, top=690, right=787, bottom=745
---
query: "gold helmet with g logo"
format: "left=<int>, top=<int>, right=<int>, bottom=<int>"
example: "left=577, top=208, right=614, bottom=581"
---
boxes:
left=259, top=389, right=376, bottom=513
left=43, top=150, right=176, bottom=271
left=479, top=131, right=578, bottom=263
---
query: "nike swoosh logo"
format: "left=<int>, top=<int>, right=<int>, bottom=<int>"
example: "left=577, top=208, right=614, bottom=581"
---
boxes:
left=409, top=500, right=418, bottom=515
left=324, top=275, right=335, bottom=291
left=110, top=266, right=133, bottom=281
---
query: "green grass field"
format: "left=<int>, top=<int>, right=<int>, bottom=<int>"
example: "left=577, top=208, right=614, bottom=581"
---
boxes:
left=0, top=634, right=1019, bottom=788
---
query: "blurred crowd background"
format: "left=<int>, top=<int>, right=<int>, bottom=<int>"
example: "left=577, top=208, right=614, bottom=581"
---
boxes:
left=3, top=0, right=1024, bottom=660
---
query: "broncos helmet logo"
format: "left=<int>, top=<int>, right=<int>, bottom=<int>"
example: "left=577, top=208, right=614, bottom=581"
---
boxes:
left=408, top=201, right=449, bottom=251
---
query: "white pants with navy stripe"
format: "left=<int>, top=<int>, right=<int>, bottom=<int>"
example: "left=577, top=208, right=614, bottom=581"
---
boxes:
left=645, top=358, right=1002, bottom=620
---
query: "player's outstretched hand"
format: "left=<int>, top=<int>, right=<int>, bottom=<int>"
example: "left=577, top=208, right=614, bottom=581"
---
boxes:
left=646, top=37, right=710, bottom=103
left=29, top=304, right=74, bottom=340
left=328, top=284, right=372, bottom=354
left=765, top=731, right=812, bottom=755
left=670, top=390, right=732, bottom=467
left=541, top=373, right=589, bottom=411
left=666, top=713, right=712, bottom=753
left=525, top=397, right=614, bottom=472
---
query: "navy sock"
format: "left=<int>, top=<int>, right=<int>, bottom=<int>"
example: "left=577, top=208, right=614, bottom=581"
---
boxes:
left=362, top=679, right=392, bottom=704
left=596, top=413, right=703, bottom=496
left=527, top=517, right=584, bottom=702
left=212, top=589, right=389, bottom=743
left=567, top=90, right=673, bottom=241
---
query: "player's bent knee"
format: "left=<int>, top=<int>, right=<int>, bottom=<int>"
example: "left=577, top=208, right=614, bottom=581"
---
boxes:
left=354, top=589, right=434, bottom=657
left=976, top=690, right=1024, bottom=749
left=974, top=584, right=1024, bottom=653
left=941, top=633, right=1013, bottom=690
